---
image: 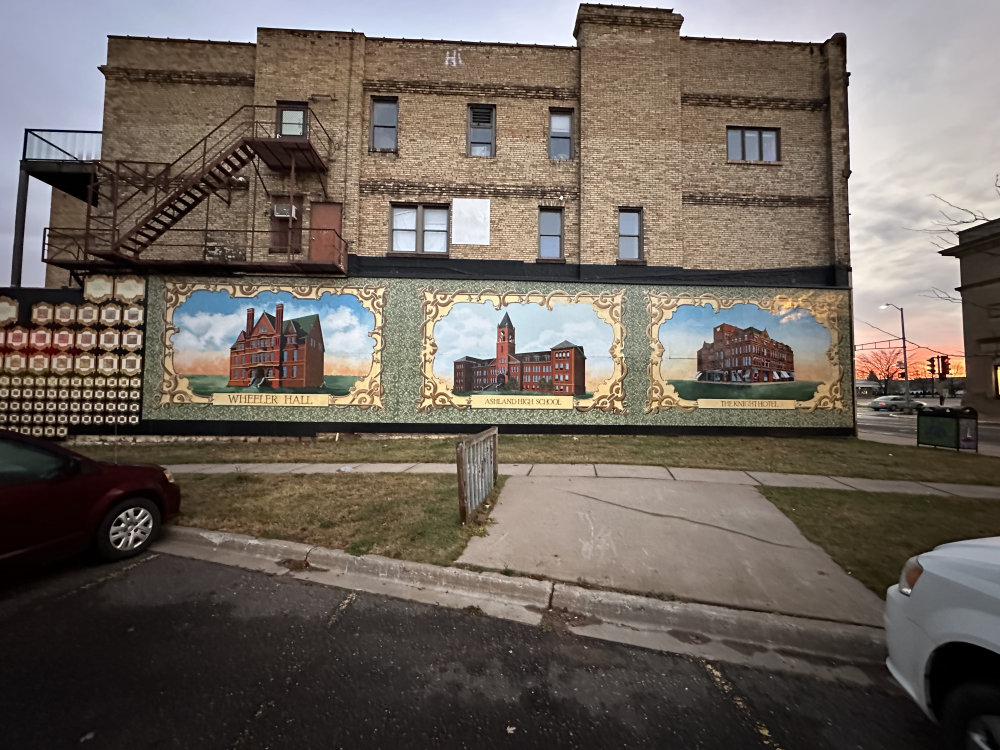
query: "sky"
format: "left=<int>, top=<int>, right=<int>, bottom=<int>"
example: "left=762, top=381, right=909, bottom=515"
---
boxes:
left=2, top=0, right=998, bottom=373
left=171, top=289, right=375, bottom=375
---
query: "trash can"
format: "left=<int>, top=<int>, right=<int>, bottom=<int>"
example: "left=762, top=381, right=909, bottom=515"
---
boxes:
left=917, top=406, right=978, bottom=452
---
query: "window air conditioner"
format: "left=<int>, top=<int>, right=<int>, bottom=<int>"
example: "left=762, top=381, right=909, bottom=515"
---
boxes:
left=273, top=204, right=299, bottom=220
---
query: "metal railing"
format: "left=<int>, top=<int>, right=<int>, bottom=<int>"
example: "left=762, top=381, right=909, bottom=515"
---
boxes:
left=100, top=105, right=335, bottom=248
left=456, top=427, right=499, bottom=524
left=23, top=129, right=102, bottom=162
left=44, top=225, right=348, bottom=269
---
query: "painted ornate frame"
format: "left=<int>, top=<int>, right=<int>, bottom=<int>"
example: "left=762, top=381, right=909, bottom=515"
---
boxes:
left=646, top=290, right=845, bottom=414
left=159, top=281, right=386, bottom=409
left=418, top=288, right=627, bottom=413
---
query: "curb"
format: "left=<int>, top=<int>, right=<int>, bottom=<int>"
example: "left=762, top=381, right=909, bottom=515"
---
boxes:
left=156, top=526, right=886, bottom=679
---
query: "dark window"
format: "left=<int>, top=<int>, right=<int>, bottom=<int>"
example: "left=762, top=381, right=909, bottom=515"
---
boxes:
left=0, top=438, right=67, bottom=485
left=538, top=208, right=563, bottom=259
left=618, top=208, right=642, bottom=260
left=270, top=196, right=303, bottom=254
left=549, top=109, right=572, bottom=160
left=277, top=101, right=308, bottom=138
left=371, top=98, right=398, bottom=151
left=727, top=127, right=779, bottom=162
left=390, top=204, right=450, bottom=254
left=468, top=104, right=496, bottom=157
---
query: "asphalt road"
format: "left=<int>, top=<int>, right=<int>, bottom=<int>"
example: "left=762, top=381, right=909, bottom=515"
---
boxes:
left=0, top=554, right=944, bottom=750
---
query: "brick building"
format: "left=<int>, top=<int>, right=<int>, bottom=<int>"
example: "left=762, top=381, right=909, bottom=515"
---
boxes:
left=944, top=220, right=1000, bottom=419
left=453, top=312, right=586, bottom=395
left=228, top=304, right=325, bottom=389
left=15, top=3, right=849, bottom=288
left=696, top=323, right=795, bottom=383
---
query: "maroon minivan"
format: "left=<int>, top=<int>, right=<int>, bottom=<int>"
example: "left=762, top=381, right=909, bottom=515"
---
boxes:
left=0, top=429, right=180, bottom=567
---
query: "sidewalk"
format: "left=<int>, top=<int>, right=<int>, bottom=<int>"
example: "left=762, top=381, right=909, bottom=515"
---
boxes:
left=155, top=458, right=997, bottom=679
left=166, top=460, right=1000, bottom=499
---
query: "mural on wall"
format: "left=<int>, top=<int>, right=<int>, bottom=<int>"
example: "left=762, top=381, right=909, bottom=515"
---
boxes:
left=158, top=281, right=386, bottom=409
left=647, top=291, right=845, bottom=413
left=418, top=289, right=626, bottom=412
left=0, top=275, right=146, bottom=438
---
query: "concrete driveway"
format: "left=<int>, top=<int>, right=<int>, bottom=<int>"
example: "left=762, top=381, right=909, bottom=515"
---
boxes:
left=459, top=476, right=883, bottom=627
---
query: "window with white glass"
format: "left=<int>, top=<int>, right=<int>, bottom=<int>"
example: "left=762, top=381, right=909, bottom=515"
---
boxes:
left=549, top=109, right=572, bottom=159
left=618, top=208, right=642, bottom=261
left=538, top=208, right=563, bottom=259
left=390, top=204, right=450, bottom=254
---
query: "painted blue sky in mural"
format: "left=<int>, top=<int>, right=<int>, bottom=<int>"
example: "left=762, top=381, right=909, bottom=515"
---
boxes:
left=172, top=289, right=374, bottom=361
left=659, top=302, right=831, bottom=380
left=433, top=301, right=614, bottom=381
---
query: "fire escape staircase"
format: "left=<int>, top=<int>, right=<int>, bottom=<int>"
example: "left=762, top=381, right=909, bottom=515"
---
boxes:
left=85, top=105, right=330, bottom=263
left=111, top=141, right=255, bottom=257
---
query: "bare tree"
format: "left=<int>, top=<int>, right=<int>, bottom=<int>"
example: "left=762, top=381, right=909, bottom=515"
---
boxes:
left=856, top=348, right=903, bottom=396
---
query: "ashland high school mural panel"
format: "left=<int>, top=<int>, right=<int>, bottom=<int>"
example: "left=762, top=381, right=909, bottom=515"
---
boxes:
left=420, top=290, right=626, bottom=413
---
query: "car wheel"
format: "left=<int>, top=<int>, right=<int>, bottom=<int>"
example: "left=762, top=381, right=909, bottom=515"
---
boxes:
left=942, top=682, right=1000, bottom=750
left=96, top=497, right=161, bottom=561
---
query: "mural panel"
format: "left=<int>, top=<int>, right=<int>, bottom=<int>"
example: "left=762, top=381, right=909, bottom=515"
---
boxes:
left=159, top=281, right=385, bottom=410
left=418, top=288, right=626, bottom=413
left=647, top=291, right=844, bottom=414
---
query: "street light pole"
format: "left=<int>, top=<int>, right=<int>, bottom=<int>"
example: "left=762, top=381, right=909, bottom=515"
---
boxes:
left=881, top=303, right=911, bottom=410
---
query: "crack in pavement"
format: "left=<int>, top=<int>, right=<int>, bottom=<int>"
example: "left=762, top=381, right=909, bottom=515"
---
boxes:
left=559, top=489, right=806, bottom=550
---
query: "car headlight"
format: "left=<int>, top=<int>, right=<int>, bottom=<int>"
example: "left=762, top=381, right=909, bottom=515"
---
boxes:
left=162, top=468, right=176, bottom=484
left=899, top=556, right=923, bottom=596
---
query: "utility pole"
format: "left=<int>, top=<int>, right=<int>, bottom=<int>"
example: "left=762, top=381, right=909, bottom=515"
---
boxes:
left=880, top=303, right=911, bottom=411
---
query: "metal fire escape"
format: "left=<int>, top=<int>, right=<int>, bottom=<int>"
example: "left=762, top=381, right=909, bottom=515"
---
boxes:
left=17, top=105, right=348, bottom=280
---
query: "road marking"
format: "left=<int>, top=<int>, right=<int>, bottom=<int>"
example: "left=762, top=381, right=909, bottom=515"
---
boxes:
left=328, top=591, right=357, bottom=626
left=702, top=661, right=785, bottom=750
left=54, top=554, right=157, bottom=602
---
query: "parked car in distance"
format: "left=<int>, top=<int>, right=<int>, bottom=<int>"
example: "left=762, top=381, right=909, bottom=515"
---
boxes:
left=870, top=395, right=928, bottom=411
left=0, top=429, right=180, bottom=569
left=885, top=538, right=1000, bottom=749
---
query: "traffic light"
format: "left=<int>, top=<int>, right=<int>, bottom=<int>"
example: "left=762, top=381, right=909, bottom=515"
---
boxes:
left=927, top=357, right=936, bottom=376
left=941, top=355, right=951, bottom=376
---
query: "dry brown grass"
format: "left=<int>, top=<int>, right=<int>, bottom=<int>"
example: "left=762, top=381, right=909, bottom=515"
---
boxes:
left=75, top=433, right=1000, bottom=486
left=173, top=472, right=503, bottom=566
left=763, top=487, right=1000, bottom=595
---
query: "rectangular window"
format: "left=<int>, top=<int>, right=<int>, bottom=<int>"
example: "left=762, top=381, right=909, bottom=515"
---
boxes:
left=277, top=101, right=308, bottom=138
left=549, top=109, right=572, bottom=160
left=468, top=104, right=496, bottom=157
left=618, top=208, right=642, bottom=261
left=371, top=98, right=398, bottom=151
left=727, top=127, right=780, bottom=162
left=390, top=204, right=450, bottom=254
left=538, top=208, right=563, bottom=259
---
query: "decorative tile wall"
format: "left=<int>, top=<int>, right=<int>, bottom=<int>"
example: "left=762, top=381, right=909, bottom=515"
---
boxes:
left=0, top=275, right=145, bottom=438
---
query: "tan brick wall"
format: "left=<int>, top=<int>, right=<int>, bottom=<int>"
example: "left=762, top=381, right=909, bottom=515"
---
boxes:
left=45, top=5, right=850, bottom=283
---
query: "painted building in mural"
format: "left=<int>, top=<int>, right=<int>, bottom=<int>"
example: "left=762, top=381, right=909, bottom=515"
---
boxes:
left=696, top=323, right=795, bottom=383
left=3, top=4, right=854, bottom=438
left=228, top=304, right=325, bottom=389
left=453, top=312, right=586, bottom=395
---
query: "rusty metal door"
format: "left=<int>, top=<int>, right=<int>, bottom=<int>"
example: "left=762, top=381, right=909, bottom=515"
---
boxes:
left=309, top=202, right=343, bottom=267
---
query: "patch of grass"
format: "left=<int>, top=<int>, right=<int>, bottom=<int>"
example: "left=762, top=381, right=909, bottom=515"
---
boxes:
left=173, top=473, right=485, bottom=566
left=72, top=433, right=1000, bottom=486
left=667, top=380, right=821, bottom=401
left=763, top=487, right=1000, bottom=595
left=182, top=374, right=359, bottom=397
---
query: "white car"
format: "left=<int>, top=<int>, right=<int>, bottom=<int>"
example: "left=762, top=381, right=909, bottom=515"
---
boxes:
left=885, top=538, right=1000, bottom=749
left=870, top=395, right=928, bottom=411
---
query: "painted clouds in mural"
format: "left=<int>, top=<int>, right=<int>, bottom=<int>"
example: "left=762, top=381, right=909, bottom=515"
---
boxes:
left=432, top=301, right=614, bottom=395
left=171, top=289, right=375, bottom=396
